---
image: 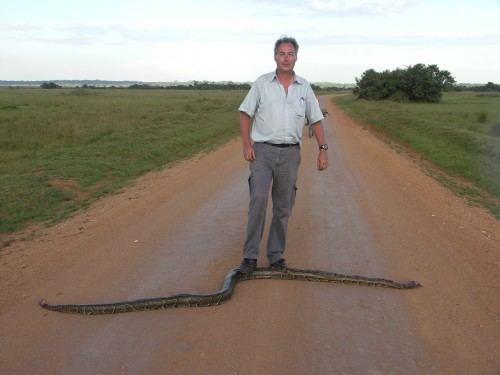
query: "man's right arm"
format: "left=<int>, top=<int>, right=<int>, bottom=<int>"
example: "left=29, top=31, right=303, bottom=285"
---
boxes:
left=240, top=111, right=255, bottom=161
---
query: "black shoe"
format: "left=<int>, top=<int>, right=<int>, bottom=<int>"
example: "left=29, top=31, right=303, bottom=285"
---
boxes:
left=270, top=259, right=287, bottom=271
left=239, top=258, right=257, bottom=274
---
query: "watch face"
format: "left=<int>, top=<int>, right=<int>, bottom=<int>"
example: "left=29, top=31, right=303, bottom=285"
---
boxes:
left=320, top=144, right=328, bottom=150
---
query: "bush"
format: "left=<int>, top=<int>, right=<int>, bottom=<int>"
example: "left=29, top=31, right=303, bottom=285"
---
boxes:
left=40, top=82, right=62, bottom=89
left=477, top=112, right=488, bottom=123
left=483, top=82, right=500, bottom=92
left=354, top=64, right=455, bottom=103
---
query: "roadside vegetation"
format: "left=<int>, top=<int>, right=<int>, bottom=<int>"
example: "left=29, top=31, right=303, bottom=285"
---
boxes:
left=0, top=88, right=245, bottom=235
left=2, top=82, right=499, bottom=241
left=334, top=92, right=500, bottom=218
left=353, top=64, right=455, bottom=103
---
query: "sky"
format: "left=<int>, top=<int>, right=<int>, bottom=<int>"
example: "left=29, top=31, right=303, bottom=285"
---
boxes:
left=1, top=0, right=499, bottom=83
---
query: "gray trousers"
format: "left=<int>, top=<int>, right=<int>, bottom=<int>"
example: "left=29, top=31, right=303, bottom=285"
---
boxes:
left=243, top=143, right=301, bottom=264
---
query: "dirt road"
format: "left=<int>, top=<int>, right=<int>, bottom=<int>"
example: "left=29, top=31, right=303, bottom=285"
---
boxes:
left=1, top=98, right=498, bottom=374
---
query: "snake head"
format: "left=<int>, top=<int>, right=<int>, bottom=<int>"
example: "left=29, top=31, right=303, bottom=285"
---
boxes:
left=408, top=281, right=422, bottom=288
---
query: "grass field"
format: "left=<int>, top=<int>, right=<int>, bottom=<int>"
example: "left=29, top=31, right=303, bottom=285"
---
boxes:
left=0, top=88, right=245, bottom=235
left=334, top=92, right=500, bottom=217
left=2, top=89, right=498, bottom=238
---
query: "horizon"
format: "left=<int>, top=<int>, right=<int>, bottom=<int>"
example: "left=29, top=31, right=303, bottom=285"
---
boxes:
left=0, top=79, right=495, bottom=86
left=2, top=1, right=500, bottom=83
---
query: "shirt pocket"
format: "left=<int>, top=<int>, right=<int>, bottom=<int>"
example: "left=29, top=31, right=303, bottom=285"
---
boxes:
left=292, top=97, right=306, bottom=119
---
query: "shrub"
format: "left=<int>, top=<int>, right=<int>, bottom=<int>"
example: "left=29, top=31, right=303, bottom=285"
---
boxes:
left=354, top=64, right=456, bottom=103
left=477, top=112, right=488, bottom=123
left=40, top=82, right=62, bottom=89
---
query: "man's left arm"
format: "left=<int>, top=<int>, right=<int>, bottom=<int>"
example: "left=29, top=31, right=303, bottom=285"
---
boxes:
left=311, top=121, right=328, bottom=171
left=305, top=87, right=328, bottom=171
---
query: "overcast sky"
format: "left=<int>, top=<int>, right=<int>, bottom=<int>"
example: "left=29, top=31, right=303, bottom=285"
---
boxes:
left=1, top=0, right=499, bottom=83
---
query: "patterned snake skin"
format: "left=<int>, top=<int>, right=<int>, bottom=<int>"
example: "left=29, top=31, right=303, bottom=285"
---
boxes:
left=39, top=267, right=421, bottom=315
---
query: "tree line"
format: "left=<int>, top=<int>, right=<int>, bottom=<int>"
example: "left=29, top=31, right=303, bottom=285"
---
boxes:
left=454, top=82, right=500, bottom=92
left=38, top=81, right=348, bottom=91
left=37, top=74, right=500, bottom=100
left=128, top=81, right=251, bottom=90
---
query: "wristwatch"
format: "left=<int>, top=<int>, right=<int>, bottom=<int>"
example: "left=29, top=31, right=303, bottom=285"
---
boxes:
left=319, top=144, right=329, bottom=151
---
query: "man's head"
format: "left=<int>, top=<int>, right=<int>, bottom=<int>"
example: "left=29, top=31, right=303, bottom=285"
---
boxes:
left=274, top=36, right=299, bottom=57
left=274, top=36, right=298, bottom=75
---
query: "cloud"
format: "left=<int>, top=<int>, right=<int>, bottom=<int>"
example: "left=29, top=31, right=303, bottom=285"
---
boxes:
left=247, top=0, right=420, bottom=17
left=2, top=0, right=499, bottom=82
left=0, top=21, right=278, bottom=47
left=1, top=23, right=188, bottom=46
left=305, top=33, right=500, bottom=47
left=309, top=0, right=419, bottom=15
left=3, top=19, right=499, bottom=49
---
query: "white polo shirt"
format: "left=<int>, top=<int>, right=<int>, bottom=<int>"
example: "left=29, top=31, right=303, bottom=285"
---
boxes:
left=239, top=71, right=324, bottom=145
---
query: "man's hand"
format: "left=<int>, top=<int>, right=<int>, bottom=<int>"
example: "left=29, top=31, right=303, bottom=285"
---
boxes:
left=240, top=112, right=255, bottom=161
left=243, top=144, right=256, bottom=161
left=310, top=121, right=328, bottom=170
left=317, top=150, right=328, bottom=171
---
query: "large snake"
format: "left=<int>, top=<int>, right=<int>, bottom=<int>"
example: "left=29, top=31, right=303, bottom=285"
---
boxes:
left=39, top=267, right=421, bottom=315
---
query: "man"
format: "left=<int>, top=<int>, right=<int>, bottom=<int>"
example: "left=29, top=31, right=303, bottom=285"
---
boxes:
left=238, top=36, right=329, bottom=274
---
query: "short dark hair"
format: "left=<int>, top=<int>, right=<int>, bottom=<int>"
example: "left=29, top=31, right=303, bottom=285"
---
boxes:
left=274, top=36, right=299, bottom=56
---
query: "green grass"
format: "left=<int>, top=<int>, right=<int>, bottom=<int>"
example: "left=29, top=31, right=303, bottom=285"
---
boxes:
left=0, top=88, right=245, bottom=233
left=334, top=92, right=500, bottom=218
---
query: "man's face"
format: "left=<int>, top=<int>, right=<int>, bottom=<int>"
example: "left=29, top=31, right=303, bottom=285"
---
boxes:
left=274, top=42, right=297, bottom=74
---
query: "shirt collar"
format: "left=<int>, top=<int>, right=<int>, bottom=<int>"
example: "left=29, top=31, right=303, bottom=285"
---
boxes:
left=270, top=70, right=304, bottom=85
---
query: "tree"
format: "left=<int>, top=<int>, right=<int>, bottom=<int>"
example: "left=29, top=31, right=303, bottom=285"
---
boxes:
left=354, top=69, right=387, bottom=100
left=353, top=64, right=456, bottom=102
left=484, top=82, right=500, bottom=91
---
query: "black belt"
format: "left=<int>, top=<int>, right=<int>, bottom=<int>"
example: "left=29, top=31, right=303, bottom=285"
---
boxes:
left=260, top=142, right=299, bottom=148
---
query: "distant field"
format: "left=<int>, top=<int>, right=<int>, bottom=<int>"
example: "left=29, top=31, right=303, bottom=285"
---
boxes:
left=334, top=92, right=500, bottom=217
left=0, top=88, right=245, bottom=235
